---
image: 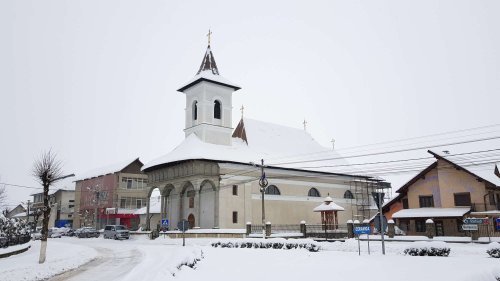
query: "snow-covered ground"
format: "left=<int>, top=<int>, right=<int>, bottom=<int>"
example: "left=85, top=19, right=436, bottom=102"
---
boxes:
left=1, top=236, right=500, bottom=281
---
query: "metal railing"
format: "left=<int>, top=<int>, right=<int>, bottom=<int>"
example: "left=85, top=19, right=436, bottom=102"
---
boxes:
left=306, top=224, right=348, bottom=239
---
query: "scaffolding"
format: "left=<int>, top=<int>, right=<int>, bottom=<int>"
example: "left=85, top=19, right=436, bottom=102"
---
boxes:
left=349, top=179, right=392, bottom=221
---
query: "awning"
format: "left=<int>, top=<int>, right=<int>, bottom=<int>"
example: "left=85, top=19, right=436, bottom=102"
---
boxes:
left=392, top=207, right=470, bottom=219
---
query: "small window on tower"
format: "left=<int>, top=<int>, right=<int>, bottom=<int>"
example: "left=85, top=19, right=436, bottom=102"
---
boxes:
left=232, top=185, right=238, bottom=196
left=232, top=211, right=238, bottom=224
left=193, top=101, right=198, bottom=120
left=214, top=100, right=221, bottom=119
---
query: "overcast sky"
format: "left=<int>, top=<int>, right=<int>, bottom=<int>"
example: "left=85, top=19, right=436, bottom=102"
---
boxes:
left=1, top=0, right=499, bottom=207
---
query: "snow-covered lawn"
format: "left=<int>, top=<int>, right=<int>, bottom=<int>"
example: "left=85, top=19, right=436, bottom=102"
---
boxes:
left=2, top=236, right=500, bottom=281
left=0, top=238, right=98, bottom=281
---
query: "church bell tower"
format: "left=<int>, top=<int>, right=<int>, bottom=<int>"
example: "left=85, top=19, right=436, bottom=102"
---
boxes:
left=177, top=32, right=241, bottom=146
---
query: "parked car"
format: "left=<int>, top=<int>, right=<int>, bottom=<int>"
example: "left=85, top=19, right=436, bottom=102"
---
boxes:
left=103, top=225, right=130, bottom=240
left=48, top=228, right=62, bottom=238
left=31, top=231, right=42, bottom=240
left=77, top=227, right=100, bottom=238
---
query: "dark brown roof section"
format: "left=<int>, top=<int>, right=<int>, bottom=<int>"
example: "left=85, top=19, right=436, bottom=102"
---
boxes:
left=232, top=118, right=248, bottom=144
left=395, top=161, right=438, bottom=194
left=428, top=150, right=498, bottom=187
left=197, top=46, right=219, bottom=75
left=495, top=164, right=500, bottom=178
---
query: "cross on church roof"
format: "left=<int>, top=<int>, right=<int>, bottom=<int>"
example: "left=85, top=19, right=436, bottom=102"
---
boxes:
left=240, top=105, right=245, bottom=118
left=197, top=30, right=219, bottom=75
left=207, top=29, right=212, bottom=46
left=303, top=119, right=307, bottom=131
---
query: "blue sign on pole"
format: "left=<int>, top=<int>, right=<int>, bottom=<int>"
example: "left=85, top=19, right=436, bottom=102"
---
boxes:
left=496, top=218, right=500, bottom=231
left=161, top=219, right=169, bottom=226
left=354, top=226, right=371, bottom=235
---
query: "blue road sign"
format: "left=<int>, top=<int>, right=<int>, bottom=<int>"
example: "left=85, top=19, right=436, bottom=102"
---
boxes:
left=161, top=219, right=169, bottom=226
left=463, top=218, right=488, bottom=224
left=496, top=218, right=500, bottom=231
left=354, top=226, right=371, bottom=235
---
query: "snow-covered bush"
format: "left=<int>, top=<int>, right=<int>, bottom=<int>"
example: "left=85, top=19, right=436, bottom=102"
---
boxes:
left=487, top=242, right=500, bottom=258
left=0, top=213, right=31, bottom=247
left=403, top=241, right=450, bottom=257
left=211, top=238, right=320, bottom=252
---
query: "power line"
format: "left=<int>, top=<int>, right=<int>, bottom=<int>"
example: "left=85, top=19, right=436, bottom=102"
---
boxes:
left=264, top=123, right=500, bottom=163
left=269, top=135, right=500, bottom=166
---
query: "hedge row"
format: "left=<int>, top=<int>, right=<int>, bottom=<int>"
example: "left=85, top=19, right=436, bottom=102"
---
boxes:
left=403, top=242, right=450, bottom=257
left=211, top=239, right=320, bottom=252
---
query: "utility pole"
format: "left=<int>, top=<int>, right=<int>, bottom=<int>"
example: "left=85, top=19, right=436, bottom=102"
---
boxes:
left=258, top=159, right=268, bottom=239
left=27, top=200, right=31, bottom=227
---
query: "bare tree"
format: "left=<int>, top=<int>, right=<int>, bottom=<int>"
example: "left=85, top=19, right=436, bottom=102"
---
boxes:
left=0, top=184, right=6, bottom=210
left=32, top=151, right=73, bottom=264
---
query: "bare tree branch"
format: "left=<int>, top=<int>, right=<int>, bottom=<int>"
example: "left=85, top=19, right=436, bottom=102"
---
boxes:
left=33, top=150, right=63, bottom=187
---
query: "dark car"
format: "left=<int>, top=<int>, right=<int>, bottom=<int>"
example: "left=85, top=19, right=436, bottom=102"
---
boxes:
left=77, top=227, right=100, bottom=238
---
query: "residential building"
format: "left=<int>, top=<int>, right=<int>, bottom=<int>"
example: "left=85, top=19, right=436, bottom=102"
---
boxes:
left=384, top=150, right=500, bottom=236
left=31, top=189, right=75, bottom=227
left=73, top=158, right=148, bottom=229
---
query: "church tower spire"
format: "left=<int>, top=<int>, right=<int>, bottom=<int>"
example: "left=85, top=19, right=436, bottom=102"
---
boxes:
left=177, top=33, right=241, bottom=146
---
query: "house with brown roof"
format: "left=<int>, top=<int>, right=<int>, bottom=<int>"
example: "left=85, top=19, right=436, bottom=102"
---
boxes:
left=384, top=150, right=500, bottom=236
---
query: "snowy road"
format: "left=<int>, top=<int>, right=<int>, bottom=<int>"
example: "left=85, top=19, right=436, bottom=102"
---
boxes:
left=50, top=244, right=142, bottom=281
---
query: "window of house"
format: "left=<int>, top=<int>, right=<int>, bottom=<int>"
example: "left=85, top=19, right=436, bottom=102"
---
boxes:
left=193, top=101, right=198, bottom=120
left=419, top=195, right=434, bottom=208
left=68, top=214, right=72, bottom=218
left=402, top=198, right=409, bottom=209
left=489, top=192, right=496, bottom=206
left=120, top=198, right=126, bottom=208
left=308, top=188, right=320, bottom=197
left=136, top=199, right=142, bottom=209
left=69, top=200, right=75, bottom=203
left=265, top=185, right=281, bottom=195
left=415, top=220, right=426, bottom=232
left=343, top=190, right=354, bottom=199
left=214, top=100, right=221, bottom=119
left=69, top=205, right=74, bottom=208
left=232, top=185, right=238, bottom=196
left=232, top=211, right=238, bottom=224
left=454, top=192, right=471, bottom=206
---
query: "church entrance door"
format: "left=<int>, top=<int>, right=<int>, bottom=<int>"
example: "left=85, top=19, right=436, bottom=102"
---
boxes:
left=188, top=214, right=195, bottom=229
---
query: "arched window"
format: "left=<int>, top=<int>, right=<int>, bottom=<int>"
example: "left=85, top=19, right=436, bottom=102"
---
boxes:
left=265, top=185, right=281, bottom=195
left=214, top=100, right=221, bottom=119
left=192, top=101, right=198, bottom=120
left=308, top=188, right=320, bottom=197
left=344, top=190, right=354, bottom=199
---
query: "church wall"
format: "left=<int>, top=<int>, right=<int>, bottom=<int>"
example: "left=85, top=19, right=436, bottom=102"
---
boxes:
left=199, top=182, right=216, bottom=228
left=145, top=160, right=220, bottom=229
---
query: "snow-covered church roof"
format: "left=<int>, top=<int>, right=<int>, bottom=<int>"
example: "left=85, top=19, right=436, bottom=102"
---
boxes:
left=143, top=118, right=357, bottom=176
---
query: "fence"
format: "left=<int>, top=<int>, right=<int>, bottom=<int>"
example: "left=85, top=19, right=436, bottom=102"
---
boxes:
left=305, top=224, right=348, bottom=239
left=247, top=222, right=348, bottom=239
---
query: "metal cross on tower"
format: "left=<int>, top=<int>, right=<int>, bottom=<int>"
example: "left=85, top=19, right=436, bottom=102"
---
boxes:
left=207, top=29, right=212, bottom=46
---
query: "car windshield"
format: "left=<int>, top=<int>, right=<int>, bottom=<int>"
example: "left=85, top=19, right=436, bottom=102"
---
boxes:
left=115, top=226, right=126, bottom=230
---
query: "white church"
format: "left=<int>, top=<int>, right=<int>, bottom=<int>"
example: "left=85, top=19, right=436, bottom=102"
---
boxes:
left=142, top=39, right=385, bottom=230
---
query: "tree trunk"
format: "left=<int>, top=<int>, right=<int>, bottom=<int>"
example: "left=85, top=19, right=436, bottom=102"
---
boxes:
left=39, top=183, right=50, bottom=264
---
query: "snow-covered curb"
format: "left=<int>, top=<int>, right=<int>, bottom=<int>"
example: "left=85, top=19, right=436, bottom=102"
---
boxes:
left=0, top=242, right=31, bottom=259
